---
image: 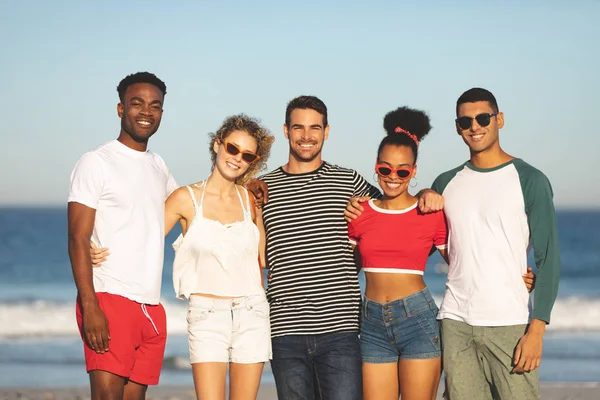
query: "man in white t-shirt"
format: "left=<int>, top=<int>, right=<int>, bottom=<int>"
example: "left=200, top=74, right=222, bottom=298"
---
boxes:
left=68, top=72, right=178, bottom=398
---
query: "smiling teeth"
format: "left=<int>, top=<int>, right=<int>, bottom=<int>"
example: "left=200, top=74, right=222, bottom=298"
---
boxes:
left=472, top=134, right=483, bottom=139
left=226, top=162, right=240, bottom=170
left=138, top=121, right=151, bottom=125
left=300, top=144, right=314, bottom=147
left=385, top=182, right=401, bottom=189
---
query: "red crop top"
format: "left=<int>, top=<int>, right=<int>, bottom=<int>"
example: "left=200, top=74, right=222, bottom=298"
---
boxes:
left=347, top=200, right=448, bottom=275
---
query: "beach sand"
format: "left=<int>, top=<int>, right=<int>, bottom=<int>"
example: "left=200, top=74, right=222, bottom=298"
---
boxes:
left=1, top=382, right=599, bottom=400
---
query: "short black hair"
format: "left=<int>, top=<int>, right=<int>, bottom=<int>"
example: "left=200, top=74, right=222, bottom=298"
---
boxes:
left=285, top=95, right=328, bottom=127
left=377, top=107, right=432, bottom=163
left=456, top=87, right=499, bottom=115
left=117, top=72, right=167, bottom=101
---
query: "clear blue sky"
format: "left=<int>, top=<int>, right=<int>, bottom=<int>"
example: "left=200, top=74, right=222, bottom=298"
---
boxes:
left=1, top=1, right=598, bottom=208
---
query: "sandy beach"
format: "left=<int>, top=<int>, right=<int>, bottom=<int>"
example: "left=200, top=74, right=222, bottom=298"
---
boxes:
left=1, top=382, right=599, bottom=400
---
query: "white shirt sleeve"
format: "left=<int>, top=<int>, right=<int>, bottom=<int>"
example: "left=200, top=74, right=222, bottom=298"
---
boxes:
left=155, top=154, right=179, bottom=198
left=67, top=152, right=105, bottom=209
left=166, top=171, right=179, bottom=198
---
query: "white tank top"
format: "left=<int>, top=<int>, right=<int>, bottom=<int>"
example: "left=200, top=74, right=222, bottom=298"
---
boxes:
left=172, top=182, right=265, bottom=299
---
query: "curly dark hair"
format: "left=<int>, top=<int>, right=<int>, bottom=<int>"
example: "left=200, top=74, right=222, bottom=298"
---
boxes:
left=117, top=72, right=167, bottom=101
left=456, top=87, right=499, bottom=115
left=209, top=114, right=275, bottom=185
left=285, top=95, right=328, bottom=127
left=377, top=107, right=432, bottom=163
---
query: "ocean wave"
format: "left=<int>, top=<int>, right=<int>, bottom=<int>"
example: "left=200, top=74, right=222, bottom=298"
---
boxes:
left=1, top=296, right=600, bottom=338
left=0, top=298, right=189, bottom=338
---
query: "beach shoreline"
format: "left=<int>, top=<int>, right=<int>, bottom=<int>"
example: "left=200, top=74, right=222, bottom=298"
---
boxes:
left=1, top=382, right=599, bottom=400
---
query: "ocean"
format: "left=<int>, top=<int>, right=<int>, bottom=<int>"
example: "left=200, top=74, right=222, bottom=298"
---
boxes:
left=1, top=208, right=599, bottom=387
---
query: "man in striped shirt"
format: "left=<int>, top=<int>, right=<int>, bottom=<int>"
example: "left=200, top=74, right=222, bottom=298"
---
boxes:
left=258, top=96, right=441, bottom=400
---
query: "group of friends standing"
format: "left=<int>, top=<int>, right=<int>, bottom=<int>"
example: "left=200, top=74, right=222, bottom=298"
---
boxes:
left=68, top=71, right=560, bottom=400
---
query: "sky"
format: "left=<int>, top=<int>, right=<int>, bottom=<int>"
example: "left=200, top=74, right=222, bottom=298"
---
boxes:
left=1, top=0, right=598, bottom=208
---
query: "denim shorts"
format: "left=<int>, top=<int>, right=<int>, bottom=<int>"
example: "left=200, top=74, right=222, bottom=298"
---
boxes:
left=187, top=294, right=272, bottom=364
left=360, top=287, right=441, bottom=363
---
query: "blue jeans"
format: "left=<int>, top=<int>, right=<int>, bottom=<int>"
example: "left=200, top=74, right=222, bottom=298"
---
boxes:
left=270, top=331, right=362, bottom=400
left=361, top=287, right=441, bottom=363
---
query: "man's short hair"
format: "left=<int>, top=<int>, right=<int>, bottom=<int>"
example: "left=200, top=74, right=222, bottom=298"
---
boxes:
left=285, top=95, right=328, bottom=127
left=456, top=87, right=499, bottom=115
left=117, top=72, right=167, bottom=101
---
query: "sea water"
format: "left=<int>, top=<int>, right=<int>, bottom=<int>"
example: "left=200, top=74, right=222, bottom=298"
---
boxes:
left=0, top=208, right=599, bottom=387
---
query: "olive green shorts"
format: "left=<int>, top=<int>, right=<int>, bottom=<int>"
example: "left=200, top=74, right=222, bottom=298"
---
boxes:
left=441, top=318, right=539, bottom=400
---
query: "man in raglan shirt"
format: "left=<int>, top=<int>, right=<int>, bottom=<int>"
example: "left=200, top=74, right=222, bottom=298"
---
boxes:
left=433, top=87, right=560, bottom=399
left=68, top=72, right=178, bottom=399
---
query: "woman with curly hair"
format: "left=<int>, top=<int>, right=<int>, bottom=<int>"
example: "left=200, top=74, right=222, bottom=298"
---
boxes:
left=347, top=107, right=446, bottom=400
left=168, top=114, right=275, bottom=400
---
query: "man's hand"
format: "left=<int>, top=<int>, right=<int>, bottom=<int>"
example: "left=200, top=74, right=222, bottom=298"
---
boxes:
left=344, top=196, right=371, bottom=222
left=512, top=319, right=545, bottom=373
left=90, top=242, right=109, bottom=268
left=417, top=189, right=444, bottom=213
left=523, top=267, right=536, bottom=292
left=82, top=302, right=110, bottom=353
left=246, top=179, right=269, bottom=208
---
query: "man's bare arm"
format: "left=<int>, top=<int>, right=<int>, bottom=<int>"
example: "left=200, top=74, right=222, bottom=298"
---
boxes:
left=67, top=202, right=109, bottom=353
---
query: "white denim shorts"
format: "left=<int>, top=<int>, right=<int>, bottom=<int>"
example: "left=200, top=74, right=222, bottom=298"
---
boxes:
left=187, top=294, right=272, bottom=364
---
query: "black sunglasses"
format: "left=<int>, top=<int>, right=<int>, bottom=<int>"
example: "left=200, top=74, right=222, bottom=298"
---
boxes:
left=456, top=113, right=498, bottom=130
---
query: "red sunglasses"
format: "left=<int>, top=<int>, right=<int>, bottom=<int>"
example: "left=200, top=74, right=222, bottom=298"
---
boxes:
left=220, top=140, right=260, bottom=163
left=375, top=164, right=414, bottom=180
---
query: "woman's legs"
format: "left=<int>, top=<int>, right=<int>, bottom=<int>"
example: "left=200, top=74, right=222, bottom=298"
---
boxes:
left=362, top=362, right=399, bottom=400
left=398, top=357, right=442, bottom=400
left=363, top=357, right=441, bottom=400
left=229, top=362, right=265, bottom=400
left=192, top=362, right=227, bottom=400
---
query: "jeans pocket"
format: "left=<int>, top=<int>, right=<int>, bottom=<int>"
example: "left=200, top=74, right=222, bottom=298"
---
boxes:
left=416, top=309, right=441, bottom=350
left=251, top=300, right=270, bottom=319
left=187, top=307, right=210, bottom=325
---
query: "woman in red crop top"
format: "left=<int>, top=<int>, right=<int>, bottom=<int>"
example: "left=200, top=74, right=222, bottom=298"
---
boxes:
left=347, top=107, right=447, bottom=400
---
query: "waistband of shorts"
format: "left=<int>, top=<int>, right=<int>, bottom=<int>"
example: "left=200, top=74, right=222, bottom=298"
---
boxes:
left=364, top=287, right=435, bottom=314
left=189, top=293, right=267, bottom=310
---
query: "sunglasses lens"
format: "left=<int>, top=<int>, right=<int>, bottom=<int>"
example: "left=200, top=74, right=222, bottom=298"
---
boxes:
left=457, top=117, right=472, bottom=130
left=241, top=153, right=258, bottom=163
left=377, top=166, right=392, bottom=176
left=397, top=169, right=411, bottom=179
left=225, top=142, right=240, bottom=156
left=475, top=114, right=491, bottom=127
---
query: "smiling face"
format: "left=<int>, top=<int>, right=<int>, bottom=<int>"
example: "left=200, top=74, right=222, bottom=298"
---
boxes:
left=117, top=83, right=164, bottom=143
left=376, top=144, right=416, bottom=198
left=213, top=129, right=258, bottom=181
left=456, top=101, right=504, bottom=155
left=283, top=108, right=329, bottom=164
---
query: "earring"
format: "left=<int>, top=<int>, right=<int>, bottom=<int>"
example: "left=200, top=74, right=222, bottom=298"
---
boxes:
left=410, top=176, right=418, bottom=188
left=373, top=173, right=379, bottom=183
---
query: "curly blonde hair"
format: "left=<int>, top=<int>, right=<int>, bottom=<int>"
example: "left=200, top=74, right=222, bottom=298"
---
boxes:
left=209, top=114, right=275, bottom=185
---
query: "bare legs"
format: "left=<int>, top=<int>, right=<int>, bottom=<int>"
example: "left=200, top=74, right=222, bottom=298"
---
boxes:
left=192, top=362, right=264, bottom=400
left=89, top=371, right=147, bottom=400
left=363, top=357, right=441, bottom=400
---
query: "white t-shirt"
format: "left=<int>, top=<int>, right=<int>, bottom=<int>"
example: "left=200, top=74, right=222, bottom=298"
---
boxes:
left=432, top=159, right=560, bottom=326
left=68, top=140, right=178, bottom=304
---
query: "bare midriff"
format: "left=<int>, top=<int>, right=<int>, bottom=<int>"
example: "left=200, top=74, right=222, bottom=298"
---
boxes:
left=190, top=292, right=236, bottom=299
left=364, top=272, right=426, bottom=303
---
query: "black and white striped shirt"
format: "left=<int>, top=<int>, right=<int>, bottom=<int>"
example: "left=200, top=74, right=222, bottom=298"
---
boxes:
left=261, top=162, right=381, bottom=337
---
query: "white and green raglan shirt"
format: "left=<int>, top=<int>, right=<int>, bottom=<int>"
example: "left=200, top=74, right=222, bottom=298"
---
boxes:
left=432, top=158, right=560, bottom=326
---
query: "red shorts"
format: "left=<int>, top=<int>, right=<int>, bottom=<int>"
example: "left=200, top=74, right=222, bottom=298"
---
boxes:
left=76, top=292, right=167, bottom=385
